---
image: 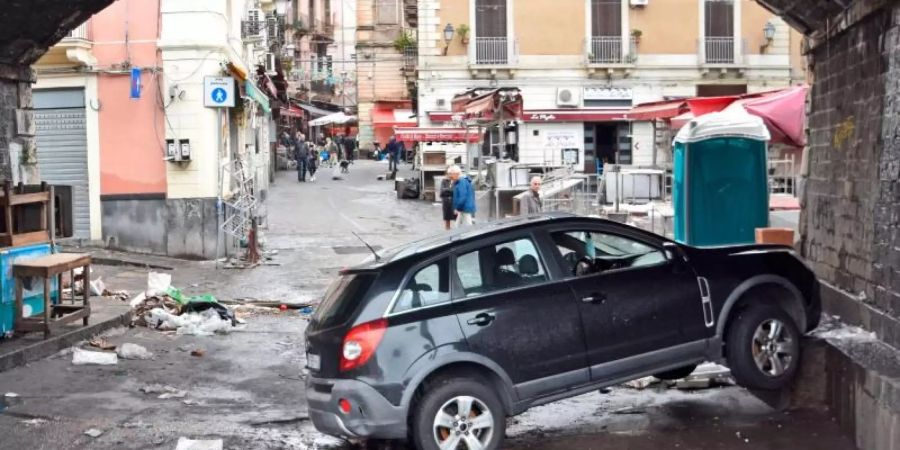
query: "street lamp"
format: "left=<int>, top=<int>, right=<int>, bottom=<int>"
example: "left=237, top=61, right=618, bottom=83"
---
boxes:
left=442, top=23, right=455, bottom=55
left=763, top=22, right=776, bottom=41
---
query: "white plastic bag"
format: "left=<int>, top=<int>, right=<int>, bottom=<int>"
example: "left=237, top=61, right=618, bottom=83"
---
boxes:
left=175, top=438, right=223, bottom=450
left=146, top=272, right=172, bottom=296
left=117, top=343, right=154, bottom=360
left=72, top=348, right=118, bottom=365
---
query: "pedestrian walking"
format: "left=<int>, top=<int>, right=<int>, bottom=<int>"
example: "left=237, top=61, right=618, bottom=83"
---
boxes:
left=325, top=137, right=339, bottom=168
left=520, top=176, right=543, bottom=215
left=448, top=165, right=476, bottom=226
left=439, top=170, right=456, bottom=230
left=294, top=132, right=309, bottom=182
left=386, top=136, right=401, bottom=173
left=308, top=146, right=319, bottom=182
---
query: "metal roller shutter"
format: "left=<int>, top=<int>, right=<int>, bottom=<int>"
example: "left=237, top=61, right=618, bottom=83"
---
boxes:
left=34, top=89, right=89, bottom=238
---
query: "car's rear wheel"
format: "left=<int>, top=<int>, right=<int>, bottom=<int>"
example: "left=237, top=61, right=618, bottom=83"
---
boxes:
left=653, top=364, right=698, bottom=380
left=411, top=377, right=505, bottom=450
left=726, top=305, right=801, bottom=390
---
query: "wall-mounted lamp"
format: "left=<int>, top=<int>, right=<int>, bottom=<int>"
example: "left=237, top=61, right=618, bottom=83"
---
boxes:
left=760, top=21, right=776, bottom=53
left=442, top=23, right=455, bottom=56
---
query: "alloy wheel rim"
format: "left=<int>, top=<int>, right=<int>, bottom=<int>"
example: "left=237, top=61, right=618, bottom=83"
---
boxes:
left=751, top=318, right=794, bottom=377
left=433, top=395, right=494, bottom=450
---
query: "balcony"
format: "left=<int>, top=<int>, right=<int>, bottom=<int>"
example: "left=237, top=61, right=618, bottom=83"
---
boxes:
left=474, top=37, right=513, bottom=66
left=36, top=22, right=95, bottom=68
left=310, top=80, right=334, bottom=96
left=588, top=36, right=624, bottom=64
left=402, top=46, right=417, bottom=72
left=63, top=23, right=90, bottom=41
left=703, top=37, right=735, bottom=64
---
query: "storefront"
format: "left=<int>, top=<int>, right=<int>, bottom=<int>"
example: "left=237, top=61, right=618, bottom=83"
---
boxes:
left=371, top=101, right=415, bottom=148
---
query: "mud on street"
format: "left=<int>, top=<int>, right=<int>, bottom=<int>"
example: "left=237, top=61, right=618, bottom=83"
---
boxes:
left=0, top=163, right=855, bottom=449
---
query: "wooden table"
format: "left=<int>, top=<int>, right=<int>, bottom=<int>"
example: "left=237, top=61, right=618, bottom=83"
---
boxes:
left=14, top=253, right=91, bottom=339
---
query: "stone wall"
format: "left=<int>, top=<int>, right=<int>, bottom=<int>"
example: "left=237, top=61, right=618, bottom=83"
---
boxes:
left=0, top=67, right=36, bottom=183
left=799, top=6, right=900, bottom=350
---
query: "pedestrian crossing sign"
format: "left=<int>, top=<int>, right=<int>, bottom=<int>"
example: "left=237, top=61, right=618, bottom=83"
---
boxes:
left=204, top=76, right=235, bottom=108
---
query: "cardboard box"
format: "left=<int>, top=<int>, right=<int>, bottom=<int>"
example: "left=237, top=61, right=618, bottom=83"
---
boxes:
left=755, top=227, right=795, bottom=246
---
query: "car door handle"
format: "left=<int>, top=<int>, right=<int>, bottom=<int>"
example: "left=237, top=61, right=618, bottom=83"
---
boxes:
left=582, top=293, right=606, bottom=304
left=466, top=313, right=495, bottom=327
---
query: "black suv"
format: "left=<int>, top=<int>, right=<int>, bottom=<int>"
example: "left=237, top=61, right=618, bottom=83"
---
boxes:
left=305, top=213, right=820, bottom=450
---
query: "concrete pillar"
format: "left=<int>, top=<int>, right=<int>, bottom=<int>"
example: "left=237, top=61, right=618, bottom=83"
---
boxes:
left=0, top=63, right=38, bottom=184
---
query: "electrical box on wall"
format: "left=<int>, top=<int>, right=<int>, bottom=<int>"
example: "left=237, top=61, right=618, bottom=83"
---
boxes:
left=165, top=139, right=177, bottom=160
left=179, top=139, right=191, bottom=161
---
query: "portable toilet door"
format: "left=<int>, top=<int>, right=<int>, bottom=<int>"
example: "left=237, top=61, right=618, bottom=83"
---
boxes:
left=672, top=111, right=771, bottom=247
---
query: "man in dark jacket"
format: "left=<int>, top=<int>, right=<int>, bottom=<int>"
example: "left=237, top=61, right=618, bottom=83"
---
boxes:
left=386, top=136, right=401, bottom=173
left=294, top=132, right=309, bottom=182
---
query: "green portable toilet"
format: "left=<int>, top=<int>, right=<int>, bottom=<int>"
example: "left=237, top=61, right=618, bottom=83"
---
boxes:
left=673, top=111, right=770, bottom=246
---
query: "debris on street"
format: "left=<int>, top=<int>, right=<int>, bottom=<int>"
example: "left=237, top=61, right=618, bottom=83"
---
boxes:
left=129, top=272, right=239, bottom=336
left=102, top=289, right=130, bottom=302
left=621, top=363, right=733, bottom=391
left=140, top=384, right=187, bottom=399
left=83, top=429, right=104, bottom=438
left=88, top=338, right=116, bottom=351
left=21, top=418, right=48, bottom=426
left=117, top=343, right=154, bottom=360
left=72, top=348, right=118, bottom=366
left=175, top=437, right=223, bottom=450
left=190, top=349, right=205, bottom=358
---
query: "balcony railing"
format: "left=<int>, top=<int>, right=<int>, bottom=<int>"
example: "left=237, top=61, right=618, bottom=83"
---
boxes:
left=475, top=37, right=510, bottom=65
left=589, top=36, right=623, bottom=64
left=64, top=23, right=89, bottom=40
left=403, top=46, right=417, bottom=71
left=704, top=37, right=735, bottom=64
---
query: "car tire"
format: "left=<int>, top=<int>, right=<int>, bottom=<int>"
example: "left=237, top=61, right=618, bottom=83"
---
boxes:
left=726, top=305, right=801, bottom=390
left=653, top=364, right=698, bottom=381
left=411, top=376, right=505, bottom=450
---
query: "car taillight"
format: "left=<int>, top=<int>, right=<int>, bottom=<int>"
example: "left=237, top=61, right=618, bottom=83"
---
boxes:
left=340, top=319, right=387, bottom=372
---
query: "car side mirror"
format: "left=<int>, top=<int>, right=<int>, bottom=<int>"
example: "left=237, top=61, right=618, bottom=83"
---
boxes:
left=662, top=242, right=687, bottom=263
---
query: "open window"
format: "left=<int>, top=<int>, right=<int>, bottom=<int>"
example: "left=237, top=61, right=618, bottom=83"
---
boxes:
left=552, top=230, right=666, bottom=277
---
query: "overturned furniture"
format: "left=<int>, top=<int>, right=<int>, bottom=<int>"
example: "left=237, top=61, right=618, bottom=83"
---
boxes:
left=14, top=253, right=91, bottom=339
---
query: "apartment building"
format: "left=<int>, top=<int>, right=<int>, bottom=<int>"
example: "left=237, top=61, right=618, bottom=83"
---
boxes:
left=356, top=0, right=418, bottom=150
left=417, top=0, right=806, bottom=172
left=286, top=0, right=338, bottom=113
left=31, top=0, right=281, bottom=259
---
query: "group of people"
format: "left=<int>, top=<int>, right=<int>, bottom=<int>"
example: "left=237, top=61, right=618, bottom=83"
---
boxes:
left=283, top=131, right=356, bottom=182
left=438, top=169, right=543, bottom=230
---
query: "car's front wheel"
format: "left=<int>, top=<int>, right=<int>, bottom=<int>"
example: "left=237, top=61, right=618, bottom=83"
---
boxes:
left=412, top=376, right=505, bottom=450
left=726, top=305, right=801, bottom=390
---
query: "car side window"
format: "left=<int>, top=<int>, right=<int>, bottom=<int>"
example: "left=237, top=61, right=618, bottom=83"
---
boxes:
left=552, top=230, right=666, bottom=276
left=454, top=238, right=547, bottom=298
left=392, top=259, right=450, bottom=313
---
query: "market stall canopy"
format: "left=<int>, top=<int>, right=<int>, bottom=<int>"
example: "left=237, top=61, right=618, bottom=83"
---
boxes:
left=451, top=88, right=523, bottom=122
left=281, top=105, right=304, bottom=118
left=309, top=112, right=357, bottom=126
left=372, top=107, right=416, bottom=127
left=298, top=102, right=337, bottom=118
left=393, top=127, right=481, bottom=143
left=675, top=111, right=771, bottom=144
left=627, top=99, right=689, bottom=121
left=724, top=86, right=808, bottom=147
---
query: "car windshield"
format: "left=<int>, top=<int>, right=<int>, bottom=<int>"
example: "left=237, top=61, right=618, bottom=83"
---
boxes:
left=311, top=273, right=377, bottom=329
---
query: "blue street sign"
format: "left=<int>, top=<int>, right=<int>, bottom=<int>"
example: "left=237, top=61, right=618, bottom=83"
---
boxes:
left=211, top=87, right=227, bottom=104
left=130, top=67, right=141, bottom=99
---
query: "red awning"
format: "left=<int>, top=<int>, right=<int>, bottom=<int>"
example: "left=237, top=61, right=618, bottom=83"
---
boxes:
left=627, top=99, right=689, bottom=121
left=686, top=95, right=739, bottom=116
left=727, top=86, right=809, bottom=147
left=393, top=127, right=481, bottom=143
left=428, top=109, right=628, bottom=123
left=372, top=106, right=416, bottom=127
left=450, top=88, right=524, bottom=123
left=281, top=106, right=304, bottom=118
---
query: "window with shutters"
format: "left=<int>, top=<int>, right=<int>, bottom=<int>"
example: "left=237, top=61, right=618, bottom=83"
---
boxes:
left=474, top=0, right=508, bottom=65
left=589, top=0, right=623, bottom=63
left=377, top=0, right=399, bottom=25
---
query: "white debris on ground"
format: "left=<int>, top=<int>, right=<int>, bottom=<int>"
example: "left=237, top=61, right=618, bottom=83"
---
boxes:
left=84, top=429, right=104, bottom=438
left=71, top=348, right=118, bottom=365
left=174, top=437, right=223, bottom=450
left=140, top=384, right=188, bottom=399
left=145, top=308, right=234, bottom=336
left=813, top=315, right=878, bottom=342
left=116, top=343, right=154, bottom=360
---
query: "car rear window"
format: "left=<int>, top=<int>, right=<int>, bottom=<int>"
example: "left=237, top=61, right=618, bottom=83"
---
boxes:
left=311, top=273, right=377, bottom=329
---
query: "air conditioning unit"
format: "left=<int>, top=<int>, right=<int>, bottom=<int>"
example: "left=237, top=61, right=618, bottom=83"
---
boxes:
left=556, top=88, right=580, bottom=107
left=265, top=53, right=276, bottom=74
left=630, top=0, right=649, bottom=6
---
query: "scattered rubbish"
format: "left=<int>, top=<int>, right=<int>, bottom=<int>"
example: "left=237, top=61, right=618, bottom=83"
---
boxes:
left=132, top=273, right=237, bottom=335
left=22, top=418, right=48, bottom=426
left=611, top=406, right=645, bottom=415
left=129, top=292, right=147, bottom=308
left=300, top=306, right=314, bottom=316
left=5, top=392, right=19, bottom=398
left=88, top=338, right=116, bottom=351
left=813, top=316, right=878, bottom=342
left=102, top=289, right=130, bottom=302
left=146, top=272, right=173, bottom=296
left=190, top=349, right=205, bottom=358
left=279, top=304, right=288, bottom=312
left=84, top=428, right=104, bottom=438
left=89, top=278, right=106, bottom=297
left=117, top=343, right=154, bottom=360
left=249, top=415, right=309, bottom=426
left=182, top=301, right=237, bottom=325
left=72, top=348, right=118, bottom=366
left=145, top=308, right=234, bottom=336
left=175, top=437, right=223, bottom=450
left=140, top=384, right=187, bottom=399
left=623, top=376, right=658, bottom=390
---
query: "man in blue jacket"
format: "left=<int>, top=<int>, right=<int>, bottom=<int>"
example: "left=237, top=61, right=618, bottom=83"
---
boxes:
left=448, top=165, right=476, bottom=226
